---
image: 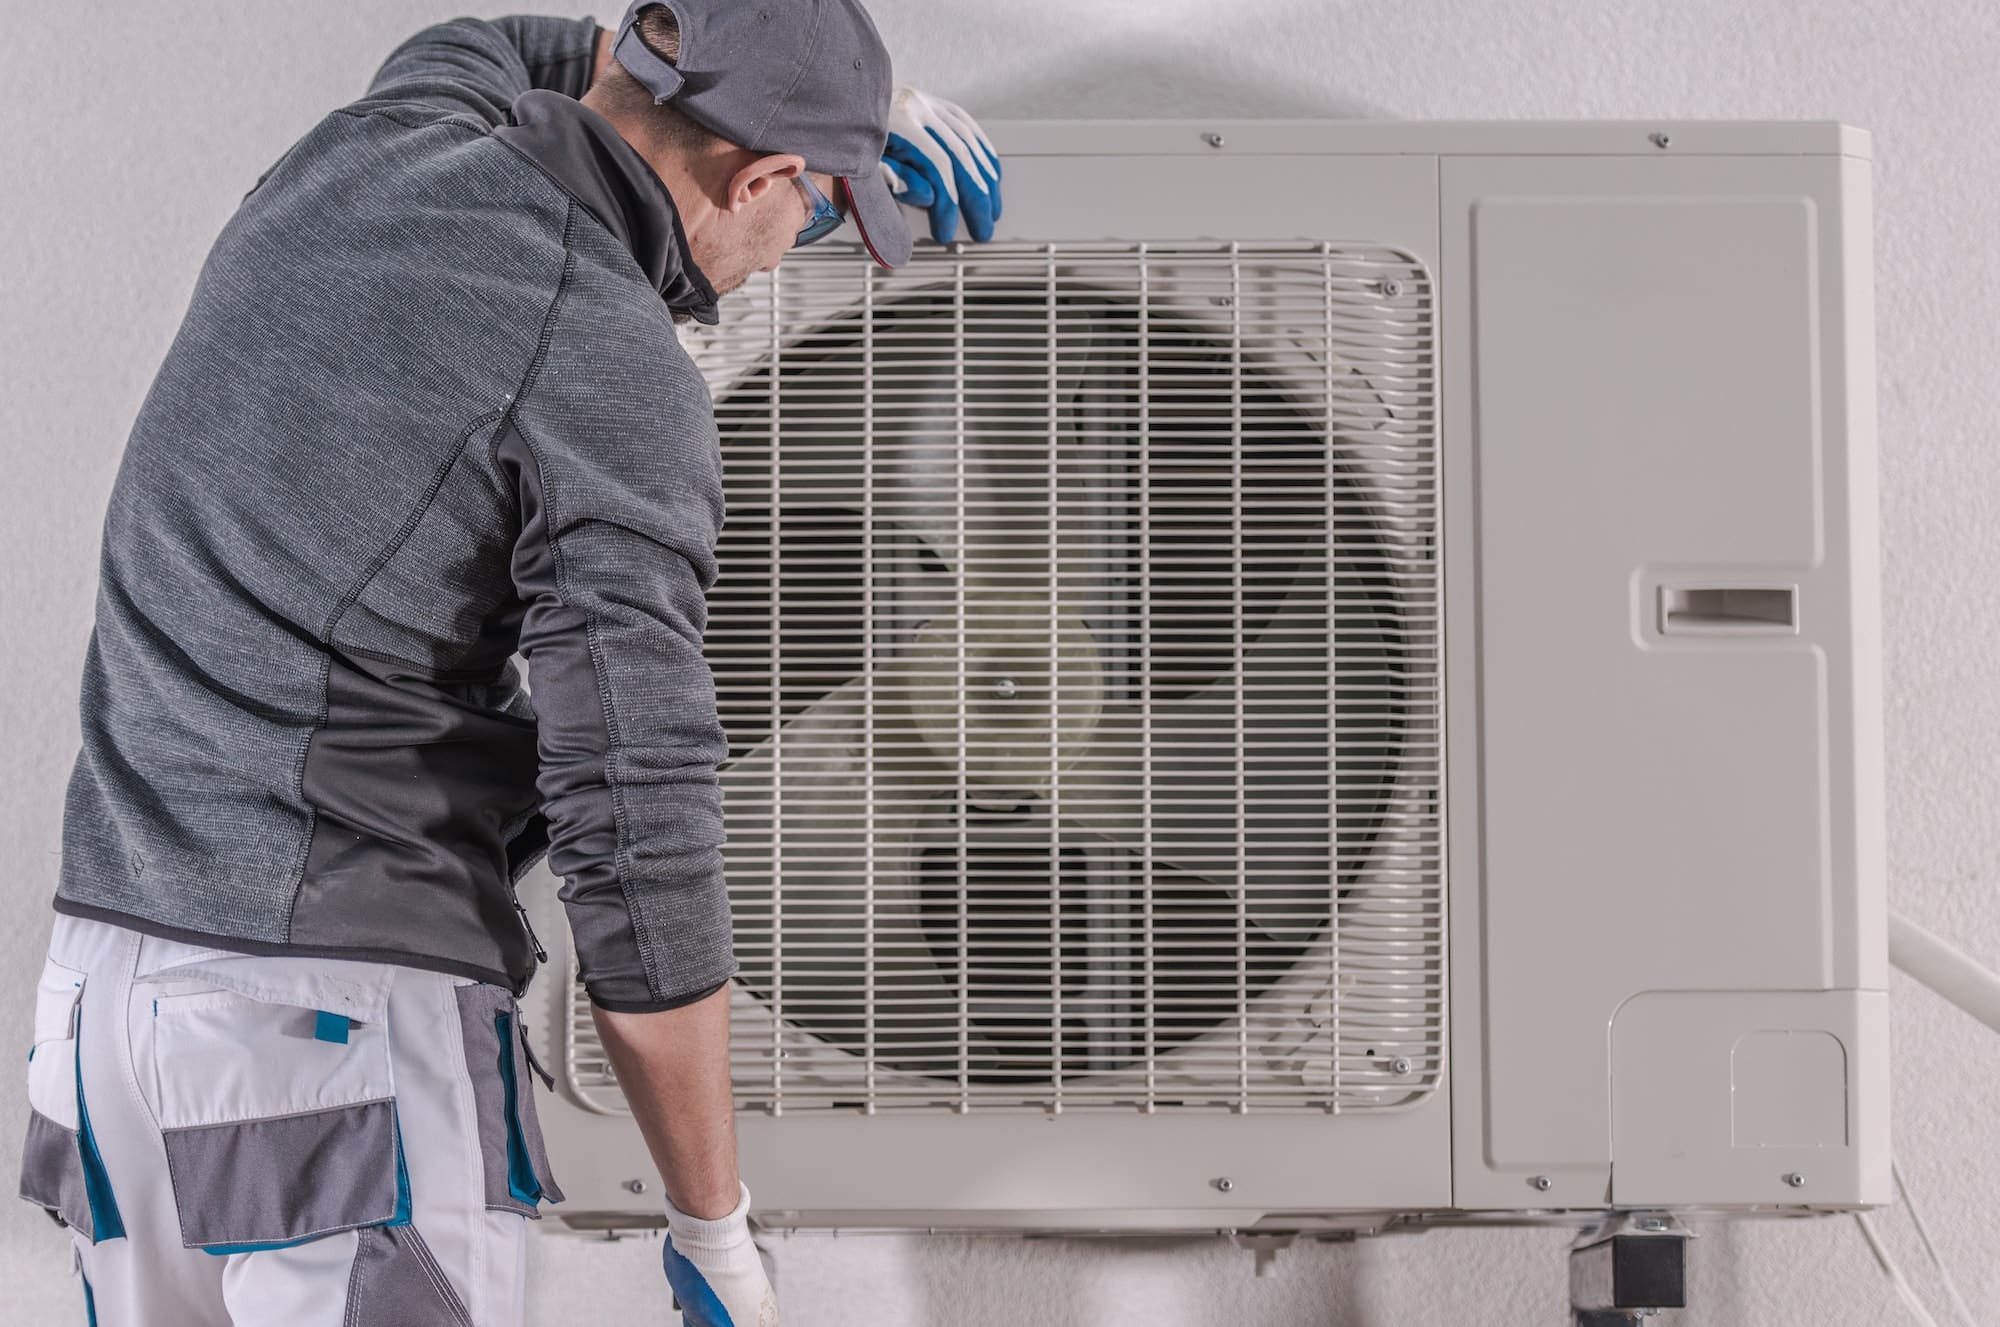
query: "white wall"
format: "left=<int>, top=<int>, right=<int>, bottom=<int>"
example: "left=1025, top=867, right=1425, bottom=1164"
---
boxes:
left=5, top=2, right=1995, bottom=1323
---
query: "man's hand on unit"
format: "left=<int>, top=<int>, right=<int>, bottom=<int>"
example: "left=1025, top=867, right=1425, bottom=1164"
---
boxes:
left=879, top=86, right=1003, bottom=244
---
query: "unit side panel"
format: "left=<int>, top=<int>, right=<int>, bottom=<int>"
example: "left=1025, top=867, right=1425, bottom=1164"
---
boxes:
left=1442, top=154, right=1875, bottom=1211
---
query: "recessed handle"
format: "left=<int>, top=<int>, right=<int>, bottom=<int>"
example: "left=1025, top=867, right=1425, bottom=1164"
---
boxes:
left=1658, top=585, right=1798, bottom=635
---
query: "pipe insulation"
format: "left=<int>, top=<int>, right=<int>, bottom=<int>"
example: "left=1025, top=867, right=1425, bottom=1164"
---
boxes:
left=1888, top=907, right=2000, bottom=1037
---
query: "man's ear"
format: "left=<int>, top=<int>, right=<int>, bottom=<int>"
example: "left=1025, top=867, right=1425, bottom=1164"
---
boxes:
left=726, top=155, right=805, bottom=214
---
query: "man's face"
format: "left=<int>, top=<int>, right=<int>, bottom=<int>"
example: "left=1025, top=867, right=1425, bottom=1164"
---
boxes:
left=677, top=164, right=845, bottom=322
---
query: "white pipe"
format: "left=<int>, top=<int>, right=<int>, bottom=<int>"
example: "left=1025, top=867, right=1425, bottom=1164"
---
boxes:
left=1888, top=908, right=2000, bottom=1037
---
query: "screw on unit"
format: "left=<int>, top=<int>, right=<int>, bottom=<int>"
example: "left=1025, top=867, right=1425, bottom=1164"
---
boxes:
left=1532, top=1175, right=1553, bottom=1191
left=1638, top=1217, right=1669, bottom=1232
left=1379, top=279, right=1402, bottom=297
left=1649, top=132, right=1672, bottom=149
left=1390, top=1057, right=1412, bottom=1075
left=1203, top=132, right=1225, bottom=148
left=993, top=677, right=1018, bottom=700
left=1213, top=1177, right=1234, bottom=1192
left=624, top=1178, right=648, bottom=1194
left=1784, top=1172, right=1806, bottom=1188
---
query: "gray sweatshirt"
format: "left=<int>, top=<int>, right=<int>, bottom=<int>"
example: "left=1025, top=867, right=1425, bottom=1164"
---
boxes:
left=53, top=13, right=739, bottom=1012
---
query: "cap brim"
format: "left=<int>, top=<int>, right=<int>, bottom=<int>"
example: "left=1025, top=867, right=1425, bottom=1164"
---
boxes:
left=839, top=168, right=912, bottom=269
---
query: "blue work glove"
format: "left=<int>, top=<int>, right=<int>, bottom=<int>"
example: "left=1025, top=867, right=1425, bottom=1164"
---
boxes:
left=878, top=86, right=1003, bottom=244
left=662, top=1179, right=779, bottom=1326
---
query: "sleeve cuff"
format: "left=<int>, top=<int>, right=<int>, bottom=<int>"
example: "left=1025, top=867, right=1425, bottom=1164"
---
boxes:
left=586, top=975, right=731, bottom=1014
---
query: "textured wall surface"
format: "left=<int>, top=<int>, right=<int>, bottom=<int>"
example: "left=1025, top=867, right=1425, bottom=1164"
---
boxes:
left=5, top=2, right=1995, bottom=1324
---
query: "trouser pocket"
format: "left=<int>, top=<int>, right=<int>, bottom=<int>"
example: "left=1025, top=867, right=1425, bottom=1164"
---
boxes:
left=133, top=956, right=406, bottom=1253
left=18, top=955, right=123, bottom=1243
left=454, top=985, right=565, bottom=1217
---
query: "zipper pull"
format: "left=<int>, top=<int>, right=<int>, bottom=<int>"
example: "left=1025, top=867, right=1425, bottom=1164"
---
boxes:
left=516, top=1011, right=557, bottom=1091
left=514, top=899, right=548, bottom=965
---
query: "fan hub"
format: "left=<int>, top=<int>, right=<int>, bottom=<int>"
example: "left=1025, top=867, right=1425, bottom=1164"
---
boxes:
left=888, top=599, right=1105, bottom=792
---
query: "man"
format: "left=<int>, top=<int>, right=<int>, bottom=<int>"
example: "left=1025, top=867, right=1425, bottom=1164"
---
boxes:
left=17, top=2, right=1000, bottom=1324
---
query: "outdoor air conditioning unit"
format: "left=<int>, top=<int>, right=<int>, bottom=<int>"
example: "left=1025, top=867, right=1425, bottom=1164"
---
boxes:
left=520, top=118, right=1885, bottom=1293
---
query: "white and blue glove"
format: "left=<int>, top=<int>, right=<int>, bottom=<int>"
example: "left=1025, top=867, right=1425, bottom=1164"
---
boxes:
left=878, top=86, right=1003, bottom=244
left=662, top=1179, right=778, bottom=1326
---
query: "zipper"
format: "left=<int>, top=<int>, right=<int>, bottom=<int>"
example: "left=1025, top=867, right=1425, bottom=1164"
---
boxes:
left=508, top=884, right=548, bottom=965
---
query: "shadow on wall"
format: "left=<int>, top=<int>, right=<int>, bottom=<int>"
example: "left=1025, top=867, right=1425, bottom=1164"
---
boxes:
left=945, top=50, right=1392, bottom=121
left=910, top=1231, right=1371, bottom=1326
left=1704, top=1219, right=1750, bottom=1317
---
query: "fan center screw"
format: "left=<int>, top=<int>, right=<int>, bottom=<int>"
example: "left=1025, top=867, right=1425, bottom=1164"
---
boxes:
left=993, top=677, right=1018, bottom=700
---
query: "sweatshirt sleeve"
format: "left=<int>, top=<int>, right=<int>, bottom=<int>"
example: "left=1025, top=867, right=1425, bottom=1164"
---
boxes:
left=494, top=275, right=738, bottom=1015
left=364, top=14, right=603, bottom=126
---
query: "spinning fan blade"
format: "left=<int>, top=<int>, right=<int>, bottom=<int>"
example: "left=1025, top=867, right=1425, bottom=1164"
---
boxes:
left=1048, top=675, right=1252, bottom=871
left=719, top=672, right=947, bottom=872
left=1044, top=674, right=1353, bottom=940
left=759, top=308, right=1094, bottom=583
left=718, top=670, right=976, bottom=1037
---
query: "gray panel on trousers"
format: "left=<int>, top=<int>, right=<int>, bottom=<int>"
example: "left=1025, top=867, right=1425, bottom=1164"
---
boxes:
left=164, top=1098, right=399, bottom=1248
left=18, top=1108, right=92, bottom=1240
left=454, top=985, right=536, bottom=1218
left=343, top=1224, right=474, bottom=1327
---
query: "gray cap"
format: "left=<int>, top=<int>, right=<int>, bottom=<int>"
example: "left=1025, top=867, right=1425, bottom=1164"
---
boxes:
left=610, top=0, right=912, bottom=268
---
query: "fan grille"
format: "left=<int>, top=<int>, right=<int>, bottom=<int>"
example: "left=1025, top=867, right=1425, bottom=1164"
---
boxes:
left=567, top=241, right=1440, bottom=1116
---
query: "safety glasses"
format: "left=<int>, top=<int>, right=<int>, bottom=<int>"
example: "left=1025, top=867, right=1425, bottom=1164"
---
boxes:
left=792, top=173, right=844, bottom=246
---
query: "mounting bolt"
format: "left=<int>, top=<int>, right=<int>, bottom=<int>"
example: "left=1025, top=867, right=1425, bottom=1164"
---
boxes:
left=1531, top=1175, right=1553, bottom=1191
left=1379, top=279, right=1402, bottom=297
left=1390, top=1057, right=1412, bottom=1075
left=1213, top=1177, right=1234, bottom=1193
left=993, top=677, right=1018, bottom=700
left=1203, top=132, right=1225, bottom=149
left=623, top=1178, right=648, bottom=1194
left=1785, top=1172, right=1806, bottom=1188
left=1649, top=131, right=1672, bottom=149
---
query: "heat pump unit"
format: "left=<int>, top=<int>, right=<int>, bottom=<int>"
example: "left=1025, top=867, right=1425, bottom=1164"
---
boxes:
left=522, top=119, right=1885, bottom=1250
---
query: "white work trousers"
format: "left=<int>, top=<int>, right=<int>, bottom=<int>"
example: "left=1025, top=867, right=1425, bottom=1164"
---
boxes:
left=17, top=912, right=568, bottom=1326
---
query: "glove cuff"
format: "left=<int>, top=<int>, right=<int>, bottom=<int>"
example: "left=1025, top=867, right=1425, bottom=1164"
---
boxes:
left=663, top=1178, right=753, bottom=1251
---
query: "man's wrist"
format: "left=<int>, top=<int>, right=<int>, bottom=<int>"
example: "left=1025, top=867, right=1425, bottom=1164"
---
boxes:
left=665, top=1178, right=752, bottom=1240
